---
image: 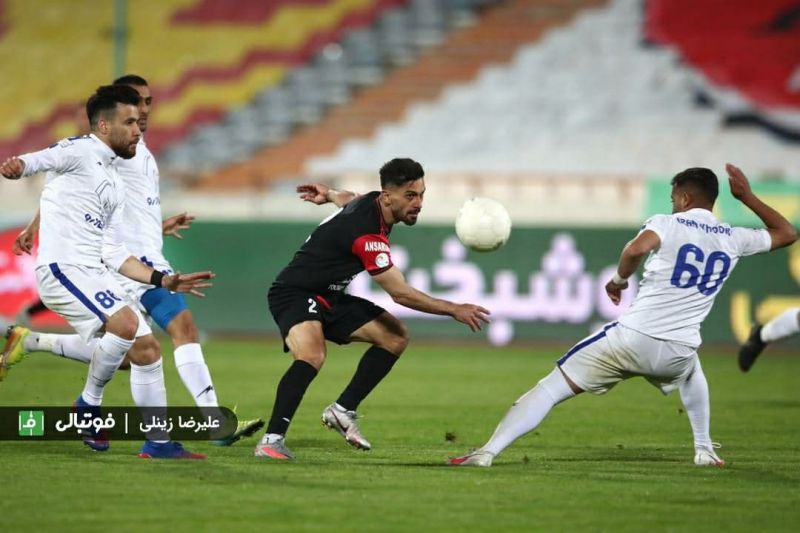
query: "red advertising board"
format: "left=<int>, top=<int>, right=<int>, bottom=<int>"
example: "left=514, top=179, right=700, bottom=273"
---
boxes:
left=0, top=227, right=65, bottom=326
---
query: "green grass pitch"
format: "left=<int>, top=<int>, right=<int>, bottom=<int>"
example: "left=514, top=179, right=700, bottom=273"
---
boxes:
left=0, top=338, right=798, bottom=531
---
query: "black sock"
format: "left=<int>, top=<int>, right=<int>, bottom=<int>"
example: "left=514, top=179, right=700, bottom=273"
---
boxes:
left=266, top=360, right=318, bottom=435
left=336, top=346, right=399, bottom=411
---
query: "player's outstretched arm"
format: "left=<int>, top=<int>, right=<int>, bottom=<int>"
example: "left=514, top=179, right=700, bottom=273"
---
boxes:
left=373, top=266, right=490, bottom=331
left=117, top=256, right=215, bottom=297
left=726, top=163, right=798, bottom=250
left=12, top=209, right=40, bottom=255
left=605, top=229, right=660, bottom=305
left=163, top=211, right=195, bottom=239
left=0, top=157, right=25, bottom=179
left=161, top=271, right=215, bottom=298
left=297, top=183, right=357, bottom=208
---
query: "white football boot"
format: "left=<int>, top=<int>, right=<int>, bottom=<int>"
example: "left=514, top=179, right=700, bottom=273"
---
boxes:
left=694, top=443, right=725, bottom=467
left=254, top=433, right=295, bottom=460
left=448, top=449, right=495, bottom=467
left=321, top=403, right=372, bottom=450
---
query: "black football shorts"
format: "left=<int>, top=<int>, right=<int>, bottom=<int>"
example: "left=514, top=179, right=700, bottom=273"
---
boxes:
left=268, top=283, right=386, bottom=352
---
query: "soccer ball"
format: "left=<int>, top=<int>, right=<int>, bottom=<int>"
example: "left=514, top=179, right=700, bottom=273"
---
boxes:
left=455, top=197, right=512, bottom=252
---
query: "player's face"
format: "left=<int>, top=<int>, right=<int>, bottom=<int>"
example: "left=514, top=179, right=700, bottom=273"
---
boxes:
left=670, top=186, right=688, bottom=213
left=383, top=179, right=425, bottom=226
left=128, top=84, right=152, bottom=133
left=105, top=103, right=141, bottom=159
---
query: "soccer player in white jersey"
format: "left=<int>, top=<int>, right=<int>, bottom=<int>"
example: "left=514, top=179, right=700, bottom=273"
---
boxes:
left=738, top=307, right=800, bottom=372
left=1, top=75, right=263, bottom=445
left=0, top=85, right=214, bottom=458
left=450, top=165, right=797, bottom=467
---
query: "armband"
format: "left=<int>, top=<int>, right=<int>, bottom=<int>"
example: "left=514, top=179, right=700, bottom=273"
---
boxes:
left=150, top=270, right=164, bottom=288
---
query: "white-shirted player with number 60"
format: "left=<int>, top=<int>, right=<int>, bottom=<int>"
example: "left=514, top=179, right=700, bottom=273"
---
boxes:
left=0, top=84, right=214, bottom=459
left=450, top=165, right=797, bottom=467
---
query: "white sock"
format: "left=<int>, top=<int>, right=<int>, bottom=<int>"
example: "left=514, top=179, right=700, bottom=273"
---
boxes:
left=81, top=333, right=134, bottom=406
left=679, top=360, right=712, bottom=450
left=174, top=343, right=218, bottom=407
left=24, top=331, right=59, bottom=353
left=25, top=332, right=98, bottom=364
left=760, top=308, right=800, bottom=343
left=483, top=368, right=575, bottom=456
left=50, top=334, right=97, bottom=364
left=131, top=358, right=169, bottom=443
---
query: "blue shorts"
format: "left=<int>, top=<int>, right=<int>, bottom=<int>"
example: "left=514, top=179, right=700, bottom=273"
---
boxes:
left=140, top=288, right=188, bottom=330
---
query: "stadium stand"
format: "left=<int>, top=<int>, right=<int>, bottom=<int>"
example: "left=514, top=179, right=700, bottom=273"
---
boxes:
left=1, top=0, right=796, bottom=227
left=196, top=0, right=600, bottom=187
left=645, top=0, right=800, bottom=141
left=306, top=0, right=800, bottom=181
left=0, top=0, right=408, bottom=162
left=162, top=0, right=509, bottom=179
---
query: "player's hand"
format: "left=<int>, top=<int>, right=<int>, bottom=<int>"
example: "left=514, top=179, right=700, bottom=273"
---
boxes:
left=162, top=212, right=195, bottom=239
left=163, top=271, right=215, bottom=297
left=297, top=183, right=331, bottom=205
left=0, top=157, right=25, bottom=179
left=605, top=279, right=628, bottom=305
left=452, top=303, right=491, bottom=332
left=12, top=227, right=35, bottom=255
left=726, top=163, right=754, bottom=201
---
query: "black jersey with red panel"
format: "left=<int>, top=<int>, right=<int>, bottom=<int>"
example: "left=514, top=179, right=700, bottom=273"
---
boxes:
left=274, top=191, right=393, bottom=295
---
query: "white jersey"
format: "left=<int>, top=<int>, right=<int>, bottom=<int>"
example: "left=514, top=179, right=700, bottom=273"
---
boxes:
left=19, top=135, right=132, bottom=272
left=117, top=138, right=164, bottom=260
left=619, top=208, right=771, bottom=347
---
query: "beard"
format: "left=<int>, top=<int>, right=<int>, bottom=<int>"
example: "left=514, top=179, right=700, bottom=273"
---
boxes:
left=113, top=142, right=137, bottom=159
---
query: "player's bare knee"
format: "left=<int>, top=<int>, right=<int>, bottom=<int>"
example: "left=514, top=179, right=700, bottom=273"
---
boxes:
left=167, top=310, right=199, bottom=345
left=106, top=307, right=139, bottom=340
left=126, top=334, right=161, bottom=365
left=295, top=351, right=326, bottom=370
left=374, top=314, right=410, bottom=355
left=383, top=328, right=410, bottom=356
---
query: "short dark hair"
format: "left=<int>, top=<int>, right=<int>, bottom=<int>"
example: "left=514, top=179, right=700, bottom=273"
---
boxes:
left=113, top=74, right=148, bottom=87
left=86, top=85, right=141, bottom=129
left=671, top=167, right=719, bottom=204
left=379, top=158, right=424, bottom=188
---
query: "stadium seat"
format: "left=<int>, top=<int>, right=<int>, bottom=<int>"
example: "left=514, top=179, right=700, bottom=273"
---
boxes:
left=307, top=0, right=800, bottom=181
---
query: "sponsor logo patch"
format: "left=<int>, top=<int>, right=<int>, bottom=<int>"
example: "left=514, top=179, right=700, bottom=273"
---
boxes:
left=375, top=252, right=390, bottom=268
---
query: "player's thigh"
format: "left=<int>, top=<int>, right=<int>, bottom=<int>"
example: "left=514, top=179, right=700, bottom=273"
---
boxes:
left=323, top=294, right=389, bottom=346
left=36, top=264, right=150, bottom=342
left=632, top=337, right=698, bottom=394
left=348, top=311, right=409, bottom=355
left=268, top=285, right=326, bottom=351
left=557, top=323, right=625, bottom=394
left=141, top=287, right=189, bottom=332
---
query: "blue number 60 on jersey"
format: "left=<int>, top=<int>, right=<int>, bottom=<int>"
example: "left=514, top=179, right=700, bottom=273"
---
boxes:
left=670, top=243, right=731, bottom=296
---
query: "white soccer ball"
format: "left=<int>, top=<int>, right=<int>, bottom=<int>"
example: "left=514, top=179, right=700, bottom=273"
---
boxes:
left=455, top=197, right=512, bottom=252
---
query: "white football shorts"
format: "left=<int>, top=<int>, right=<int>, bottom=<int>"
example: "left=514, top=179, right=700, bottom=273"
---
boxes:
left=557, top=322, right=698, bottom=395
left=36, top=263, right=151, bottom=342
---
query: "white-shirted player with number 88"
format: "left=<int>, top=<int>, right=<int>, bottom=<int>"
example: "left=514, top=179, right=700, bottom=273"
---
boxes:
left=0, top=84, right=214, bottom=458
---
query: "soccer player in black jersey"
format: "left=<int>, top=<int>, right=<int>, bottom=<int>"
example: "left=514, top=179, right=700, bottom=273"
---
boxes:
left=255, top=158, right=490, bottom=460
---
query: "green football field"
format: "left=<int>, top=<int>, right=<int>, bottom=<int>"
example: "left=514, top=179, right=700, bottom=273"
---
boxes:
left=0, top=338, right=798, bottom=531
